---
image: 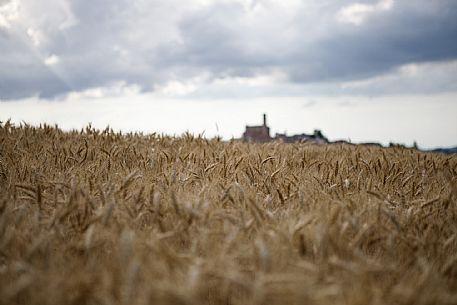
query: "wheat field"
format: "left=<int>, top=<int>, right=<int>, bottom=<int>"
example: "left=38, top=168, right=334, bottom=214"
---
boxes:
left=0, top=121, right=456, bottom=305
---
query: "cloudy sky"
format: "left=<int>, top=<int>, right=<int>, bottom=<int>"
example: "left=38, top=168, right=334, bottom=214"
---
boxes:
left=1, top=0, right=456, bottom=148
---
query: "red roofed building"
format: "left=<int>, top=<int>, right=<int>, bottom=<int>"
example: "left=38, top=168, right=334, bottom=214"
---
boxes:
left=242, top=114, right=329, bottom=144
left=243, top=114, right=271, bottom=143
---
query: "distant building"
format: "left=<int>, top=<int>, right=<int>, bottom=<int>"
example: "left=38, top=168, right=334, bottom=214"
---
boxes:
left=242, top=114, right=328, bottom=144
left=243, top=114, right=271, bottom=143
left=275, top=129, right=328, bottom=144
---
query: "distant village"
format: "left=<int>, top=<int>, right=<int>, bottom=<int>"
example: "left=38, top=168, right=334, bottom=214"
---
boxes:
left=242, top=114, right=330, bottom=144
left=241, top=114, right=457, bottom=154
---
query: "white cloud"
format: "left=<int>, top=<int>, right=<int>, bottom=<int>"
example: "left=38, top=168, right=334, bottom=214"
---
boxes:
left=337, top=0, right=394, bottom=25
left=64, top=81, right=141, bottom=100
left=0, top=0, right=19, bottom=29
left=21, top=0, right=78, bottom=31
left=26, top=28, right=42, bottom=46
left=159, top=81, right=199, bottom=96
left=44, top=54, right=60, bottom=66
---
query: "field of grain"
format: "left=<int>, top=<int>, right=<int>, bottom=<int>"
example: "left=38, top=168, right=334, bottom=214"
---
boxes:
left=0, top=121, right=456, bottom=305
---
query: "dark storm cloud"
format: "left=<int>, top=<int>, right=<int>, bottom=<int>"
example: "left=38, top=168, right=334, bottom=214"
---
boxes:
left=0, top=0, right=456, bottom=100
left=287, top=1, right=457, bottom=83
left=170, top=0, right=457, bottom=84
